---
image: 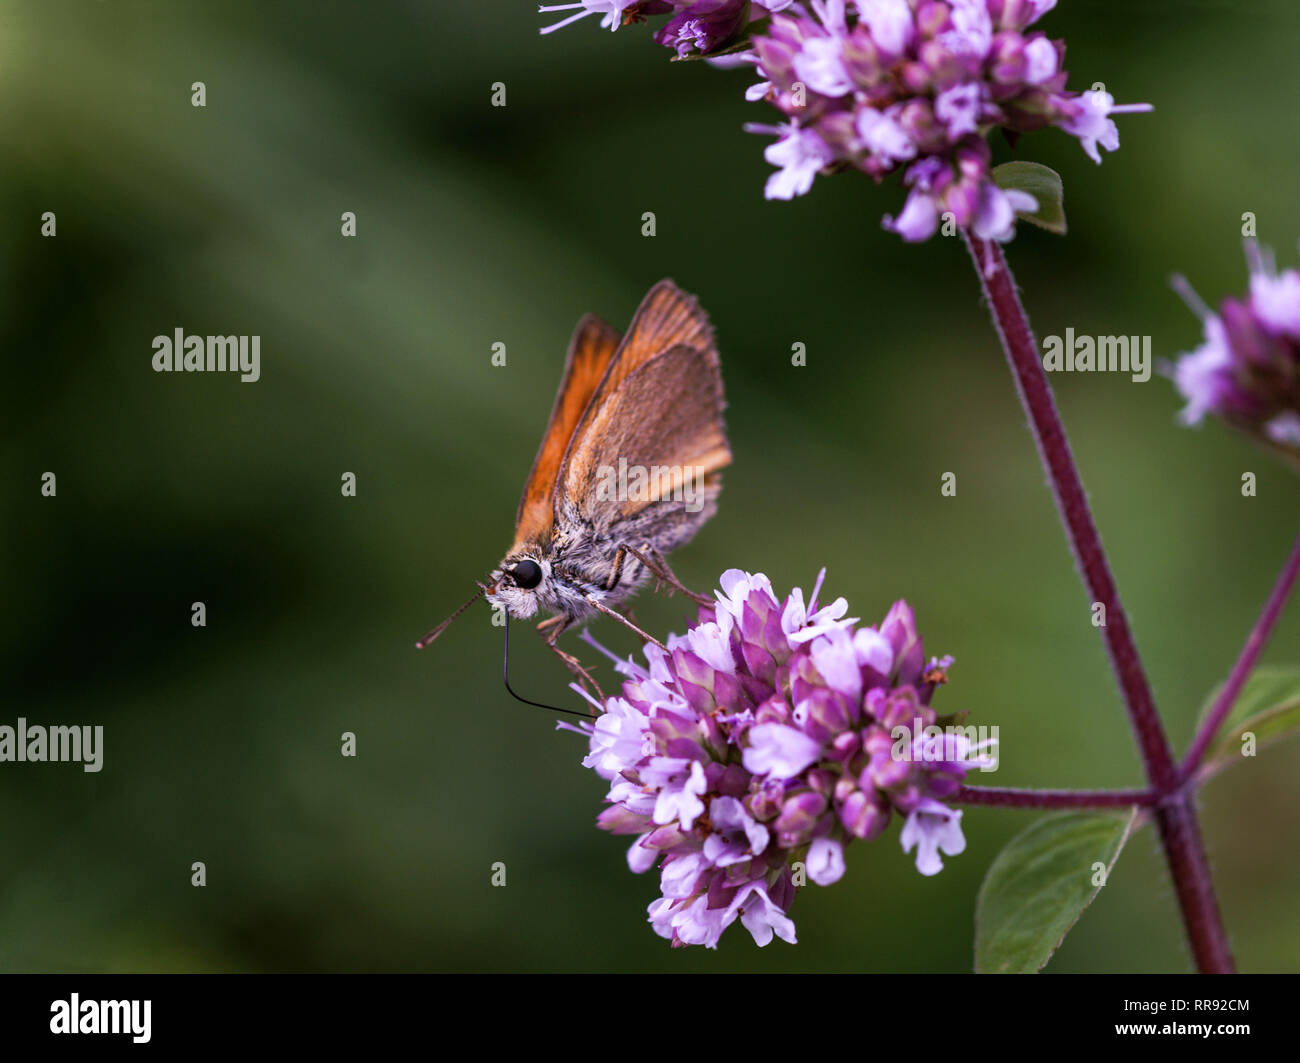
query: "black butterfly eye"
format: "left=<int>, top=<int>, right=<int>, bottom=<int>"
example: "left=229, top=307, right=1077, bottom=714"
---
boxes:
left=511, top=560, right=543, bottom=590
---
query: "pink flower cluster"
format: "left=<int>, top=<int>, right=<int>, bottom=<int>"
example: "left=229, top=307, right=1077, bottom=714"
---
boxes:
left=565, top=570, right=993, bottom=948
left=1172, top=242, right=1300, bottom=465
left=539, top=1, right=1150, bottom=242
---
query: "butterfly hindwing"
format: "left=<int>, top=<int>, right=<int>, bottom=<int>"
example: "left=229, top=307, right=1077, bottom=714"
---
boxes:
left=561, top=342, right=731, bottom=529
left=590, top=278, right=718, bottom=402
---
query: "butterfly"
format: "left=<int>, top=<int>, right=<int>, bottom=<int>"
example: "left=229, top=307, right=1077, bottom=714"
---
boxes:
left=416, top=279, right=732, bottom=697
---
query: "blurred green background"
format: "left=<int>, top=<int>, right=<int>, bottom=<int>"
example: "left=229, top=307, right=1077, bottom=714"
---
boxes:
left=3, top=1, right=1298, bottom=973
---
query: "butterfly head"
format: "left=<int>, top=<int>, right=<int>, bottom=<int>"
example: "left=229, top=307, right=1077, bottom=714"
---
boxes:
left=414, top=555, right=549, bottom=649
left=484, top=555, right=549, bottom=619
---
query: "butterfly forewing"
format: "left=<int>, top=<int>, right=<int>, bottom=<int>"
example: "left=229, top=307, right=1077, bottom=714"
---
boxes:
left=512, top=313, right=623, bottom=549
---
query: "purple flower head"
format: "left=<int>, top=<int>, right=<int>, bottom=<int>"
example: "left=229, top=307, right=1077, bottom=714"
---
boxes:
left=741, top=1, right=1150, bottom=238
left=563, top=569, right=984, bottom=948
left=540, top=0, right=1150, bottom=243
left=1169, top=241, right=1300, bottom=469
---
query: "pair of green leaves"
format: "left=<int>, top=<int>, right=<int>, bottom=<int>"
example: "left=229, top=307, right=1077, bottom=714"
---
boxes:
left=974, top=667, right=1300, bottom=973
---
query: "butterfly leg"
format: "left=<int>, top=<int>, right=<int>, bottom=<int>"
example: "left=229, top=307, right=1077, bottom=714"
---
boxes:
left=604, top=544, right=629, bottom=593
left=619, top=543, right=715, bottom=607
left=541, top=615, right=604, bottom=703
left=582, top=594, right=669, bottom=652
left=536, top=615, right=566, bottom=637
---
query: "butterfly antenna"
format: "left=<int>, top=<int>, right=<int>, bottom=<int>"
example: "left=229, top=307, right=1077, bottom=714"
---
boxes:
left=502, top=606, right=592, bottom=719
left=414, top=584, right=487, bottom=649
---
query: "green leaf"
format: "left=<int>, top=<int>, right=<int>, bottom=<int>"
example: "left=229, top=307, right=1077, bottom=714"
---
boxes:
left=991, top=160, right=1066, bottom=235
left=1199, top=665, right=1300, bottom=727
left=975, top=809, right=1138, bottom=974
left=1197, top=666, right=1300, bottom=781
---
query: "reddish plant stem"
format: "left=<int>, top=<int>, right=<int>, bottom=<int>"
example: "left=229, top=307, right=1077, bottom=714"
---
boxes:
left=1181, top=527, right=1300, bottom=779
left=962, top=233, right=1177, bottom=792
left=1154, top=796, right=1235, bottom=973
left=962, top=231, right=1234, bottom=974
left=954, top=785, right=1155, bottom=809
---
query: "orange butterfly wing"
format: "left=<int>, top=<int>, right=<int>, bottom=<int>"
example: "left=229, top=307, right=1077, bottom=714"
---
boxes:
left=562, top=343, right=731, bottom=526
left=512, top=313, right=622, bottom=549
left=559, top=280, right=730, bottom=524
